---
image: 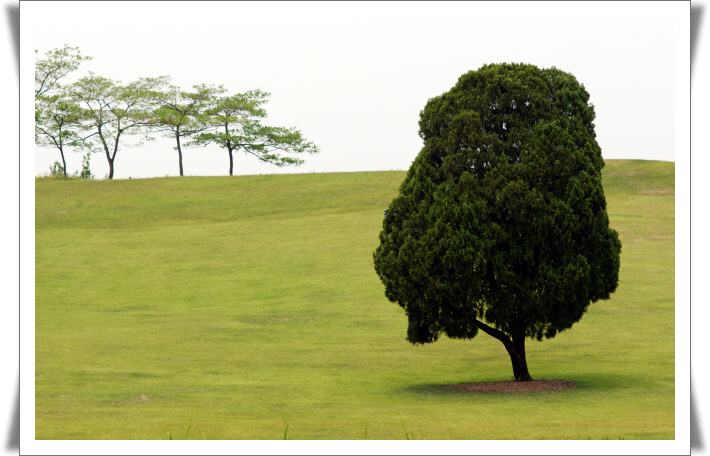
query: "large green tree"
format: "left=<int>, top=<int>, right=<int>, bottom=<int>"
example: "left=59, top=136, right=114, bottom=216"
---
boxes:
left=373, top=63, right=621, bottom=381
left=193, top=90, right=319, bottom=176
left=150, top=83, right=226, bottom=176
left=69, top=73, right=168, bottom=179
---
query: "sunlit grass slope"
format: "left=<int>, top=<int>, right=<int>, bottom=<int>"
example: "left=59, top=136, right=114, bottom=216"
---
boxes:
left=35, top=160, right=674, bottom=439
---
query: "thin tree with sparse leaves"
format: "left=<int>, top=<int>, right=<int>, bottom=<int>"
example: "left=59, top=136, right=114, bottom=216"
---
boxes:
left=35, top=91, right=84, bottom=178
left=192, top=90, right=319, bottom=176
left=150, top=83, right=226, bottom=176
left=68, top=73, right=169, bottom=179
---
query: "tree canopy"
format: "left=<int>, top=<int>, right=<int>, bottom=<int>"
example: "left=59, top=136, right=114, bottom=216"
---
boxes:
left=35, top=92, right=84, bottom=177
left=151, top=83, right=226, bottom=176
left=35, top=45, right=91, bottom=98
left=35, top=45, right=92, bottom=177
left=192, top=91, right=320, bottom=176
left=68, top=73, right=169, bottom=179
left=373, top=63, right=621, bottom=381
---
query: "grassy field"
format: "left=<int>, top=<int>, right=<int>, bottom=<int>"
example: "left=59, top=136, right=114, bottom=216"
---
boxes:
left=34, top=159, right=674, bottom=440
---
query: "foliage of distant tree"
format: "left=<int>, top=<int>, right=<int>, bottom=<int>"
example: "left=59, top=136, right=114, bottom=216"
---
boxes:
left=150, top=84, right=226, bottom=176
left=35, top=45, right=92, bottom=177
left=68, top=73, right=169, bottom=179
left=35, top=45, right=92, bottom=98
left=35, top=92, right=84, bottom=178
left=373, top=63, right=621, bottom=381
left=192, top=91, right=319, bottom=176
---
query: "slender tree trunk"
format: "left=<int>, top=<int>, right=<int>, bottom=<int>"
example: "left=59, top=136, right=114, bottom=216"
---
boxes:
left=108, top=132, right=122, bottom=180
left=57, top=123, right=68, bottom=178
left=97, top=126, right=115, bottom=179
left=226, top=127, right=233, bottom=176
left=60, top=148, right=67, bottom=178
left=176, top=133, right=184, bottom=177
left=476, top=320, right=533, bottom=381
left=228, top=147, right=234, bottom=176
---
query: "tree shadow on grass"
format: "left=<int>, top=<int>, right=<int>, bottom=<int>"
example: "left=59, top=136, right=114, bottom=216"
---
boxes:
left=394, top=374, right=636, bottom=400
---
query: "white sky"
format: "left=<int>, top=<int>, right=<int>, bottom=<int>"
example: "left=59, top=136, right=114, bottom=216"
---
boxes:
left=28, top=1, right=680, bottom=179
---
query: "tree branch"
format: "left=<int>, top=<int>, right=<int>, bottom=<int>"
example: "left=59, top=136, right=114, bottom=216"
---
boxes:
left=240, top=145, right=281, bottom=165
left=475, top=319, right=513, bottom=350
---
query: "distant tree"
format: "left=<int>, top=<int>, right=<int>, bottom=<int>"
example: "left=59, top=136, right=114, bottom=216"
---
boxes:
left=69, top=73, right=169, bottom=179
left=150, top=84, right=226, bottom=176
left=35, top=91, right=83, bottom=178
left=373, top=63, right=621, bottom=381
left=35, top=45, right=91, bottom=176
left=193, top=91, right=319, bottom=176
left=35, top=45, right=91, bottom=98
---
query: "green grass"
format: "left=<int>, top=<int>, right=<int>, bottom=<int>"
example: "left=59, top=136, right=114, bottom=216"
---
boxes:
left=35, top=160, right=674, bottom=439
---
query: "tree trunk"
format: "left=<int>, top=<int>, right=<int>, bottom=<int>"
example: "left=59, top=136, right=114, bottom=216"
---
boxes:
left=95, top=127, right=113, bottom=179
left=228, top=148, right=234, bottom=176
left=177, top=133, right=184, bottom=177
left=226, top=131, right=234, bottom=176
left=108, top=131, right=121, bottom=180
left=506, top=337, right=533, bottom=381
left=60, top=148, right=67, bottom=178
left=476, top=320, right=533, bottom=381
